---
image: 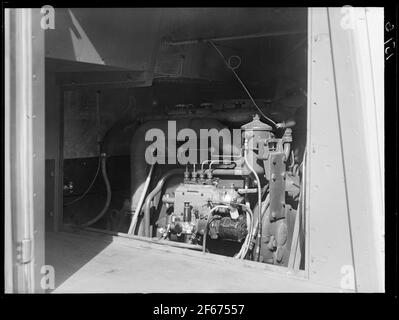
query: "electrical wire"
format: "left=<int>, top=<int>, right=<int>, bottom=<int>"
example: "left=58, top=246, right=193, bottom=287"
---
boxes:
left=234, top=204, right=254, bottom=259
left=64, top=91, right=103, bottom=207
left=128, top=164, right=155, bottom=234
left=207, top=40, right=277, bottom=127
left=78, top=155, right=112, bottom=228
left=64, top=149, right=102, bottom=207
left=243, top=141, right=263, bottom=262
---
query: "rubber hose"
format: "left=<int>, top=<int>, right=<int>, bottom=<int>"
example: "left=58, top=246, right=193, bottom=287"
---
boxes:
left=143, top=168, right=185, bottom=237
left=243, top=146, right=262, bottom=261
left=128, top=164, right=155, bottom=235
left=63, top=151, right=102, bottom=207
left=79, top=155, right=111, bottom=228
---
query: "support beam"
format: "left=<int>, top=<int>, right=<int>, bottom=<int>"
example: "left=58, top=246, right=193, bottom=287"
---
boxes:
left=164, top=30, right=307, bottom=46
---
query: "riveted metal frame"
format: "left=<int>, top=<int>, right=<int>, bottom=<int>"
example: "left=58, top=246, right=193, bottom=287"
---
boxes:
left=4, top=8, right=45, bottom=293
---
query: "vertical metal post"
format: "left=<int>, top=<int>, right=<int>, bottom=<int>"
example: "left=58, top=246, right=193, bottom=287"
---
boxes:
left=4, top=8, right=45, bottom=293
left=307, top=8, right=355, bottom=291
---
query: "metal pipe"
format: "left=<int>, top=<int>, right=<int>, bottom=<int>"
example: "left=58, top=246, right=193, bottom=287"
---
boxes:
left=235, top=204, right=254, bottom=259
left=201, top=160, right=211, bottom=171
left=130, top=118, right=231, bottom=225
left=284, top=143, right=291, bottom=160
left=251, top=193, right=270, bottom=242
left=210, top=168, right=243, bottom=176
left=237, top=188, right=258, bottom=194
left=139, top=109, right=260, bottom=124
left=128, top=164, right=155, bottom=234
left=143, top=169, right=185, bottom=237
left=243, top=138, right=262, bottom=262
left=164, top=30, right=307, bottom=46
left=209, top=159, right=236, bottom=170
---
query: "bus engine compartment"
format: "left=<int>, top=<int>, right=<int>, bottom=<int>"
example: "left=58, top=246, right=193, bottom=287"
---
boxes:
left=52, top=7, right=307, bottom=271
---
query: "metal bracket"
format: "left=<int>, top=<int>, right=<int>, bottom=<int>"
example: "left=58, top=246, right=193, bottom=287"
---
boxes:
left=269, top=152, right=286, bottom=221
left=17, top=239, right=32, bottom=264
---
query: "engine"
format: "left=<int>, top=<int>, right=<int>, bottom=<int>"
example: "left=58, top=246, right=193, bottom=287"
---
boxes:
left=127, top=113, right=303, bottom=267
left=158, top=175, right=247, bottom=243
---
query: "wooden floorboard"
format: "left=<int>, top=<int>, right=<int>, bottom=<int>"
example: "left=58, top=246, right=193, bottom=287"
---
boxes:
left=46, top=230, right=338, bottom=293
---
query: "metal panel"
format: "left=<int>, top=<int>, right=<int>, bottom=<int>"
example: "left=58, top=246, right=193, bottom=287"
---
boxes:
left=31, top=9, right=46, bottom=293
left=4, top=8, right=45, bottom=293
left=306, top=8, right=355, bottom=291
left=45, top=8, right=162, bottom=73
left=326, top=7, right=384, bottom=292
left=4, top=7, right=14, bottom=294
left=45, top=160, right=55, bottom=231
left=307, top=7, right=384, bottom=292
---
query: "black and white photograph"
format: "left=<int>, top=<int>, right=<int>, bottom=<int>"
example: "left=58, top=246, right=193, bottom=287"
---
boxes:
left=2, top=4, right=395, bottom=299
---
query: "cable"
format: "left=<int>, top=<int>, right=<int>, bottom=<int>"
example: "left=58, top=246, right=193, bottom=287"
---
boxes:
left=143, top=168, right=185, bottom=237
left=64, top=91, right=103, bottom=207
left=64, top=148, right=101, bottom=207
left=243, top=140, right=262, bottom=262
left=207, top=40, right=277, bottom=127
left=78, top=155, right=112, bottom=228
left=128, top=164, right=155, bottom=235
left=234, top=204, right=254, bottom=259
